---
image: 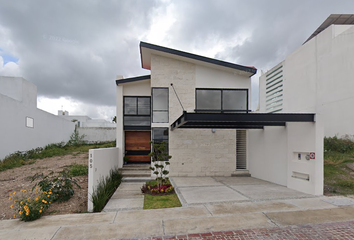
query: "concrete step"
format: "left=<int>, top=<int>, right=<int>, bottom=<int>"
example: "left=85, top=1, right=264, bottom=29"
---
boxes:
left=121, top=172, right=151, bottom=177
left=231, top=170, right=251, bottom=177
left=122, top=164, right=150, bottom=170
left=122, top=177, right=153, bottom=182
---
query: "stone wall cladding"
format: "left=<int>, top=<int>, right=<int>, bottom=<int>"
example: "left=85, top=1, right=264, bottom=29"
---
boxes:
left=151, top=55, right=237, bottom=177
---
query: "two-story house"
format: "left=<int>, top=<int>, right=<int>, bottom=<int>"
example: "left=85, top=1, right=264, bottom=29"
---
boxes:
left=115, top=42, right=323, bottom=195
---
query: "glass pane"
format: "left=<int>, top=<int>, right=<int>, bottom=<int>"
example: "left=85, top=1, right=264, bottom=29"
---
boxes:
left=223, top=90, right=247, bottom=110
left=153, top=88, right=168, bottom=110
left=153, top=111, right=168, bottom=123
left=124, top=116, right=151, bottom=126
left=124, top=97, right=137, bottom=115
left=152, top=128, right=169, bottom=140
left=196, top=90, right=221, bottom=110
left=138, top=98, right=150, bottom=115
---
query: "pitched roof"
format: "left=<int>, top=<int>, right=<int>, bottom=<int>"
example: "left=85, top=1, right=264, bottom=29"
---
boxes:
left=140, top=42, right=257, bottom=77
left=115, top=75, right=150, bottom=86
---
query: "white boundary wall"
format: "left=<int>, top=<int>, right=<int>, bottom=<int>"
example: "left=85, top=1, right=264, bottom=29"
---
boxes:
left=0, top=77, right=75, bottom=160
left=78, top=127, right=116, bottom=143
left=87, top=147, right=119, bottom=212
left=248, top=115, right=323, bottom=195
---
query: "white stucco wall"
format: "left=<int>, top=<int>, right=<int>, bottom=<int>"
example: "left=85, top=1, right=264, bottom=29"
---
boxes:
left=260, top=24, right=354, bottom=137
left=87, top=147, right=119, bottom=212
left=78, top=127, right=116, bottom=143
left=0, top=92, right=75, bottom=160
left=0, top=76, right=37, bottom=107
left=248, top=117, right=323, bottom=195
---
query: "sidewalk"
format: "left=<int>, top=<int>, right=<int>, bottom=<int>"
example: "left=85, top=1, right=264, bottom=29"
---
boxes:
left=1, top=177, right=354, bottom=239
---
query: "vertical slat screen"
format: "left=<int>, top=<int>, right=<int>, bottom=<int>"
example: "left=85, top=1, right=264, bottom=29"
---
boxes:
left=236, top=130, right=247, bottom=170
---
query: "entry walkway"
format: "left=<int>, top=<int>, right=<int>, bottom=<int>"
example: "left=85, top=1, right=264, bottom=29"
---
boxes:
left=1, top=177, right=354, bottom=239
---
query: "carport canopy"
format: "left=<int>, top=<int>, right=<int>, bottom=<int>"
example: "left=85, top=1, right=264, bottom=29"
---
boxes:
left=170, top=111, right=315, bottom=130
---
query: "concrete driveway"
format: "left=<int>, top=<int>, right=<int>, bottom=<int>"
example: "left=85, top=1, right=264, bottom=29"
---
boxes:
left=171, top=177, right=312, bottom=206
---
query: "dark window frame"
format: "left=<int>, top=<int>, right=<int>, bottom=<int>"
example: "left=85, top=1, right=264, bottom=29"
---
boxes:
left=123, top=96, right=151, bottom=128
left=152, top=127, right=169, bottom=160
left=152, top=88, right=169, bottom=123
left=195, top=88, right=249, bottom=113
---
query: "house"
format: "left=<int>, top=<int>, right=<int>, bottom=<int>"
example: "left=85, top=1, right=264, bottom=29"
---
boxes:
left=0, top=76, right=75, bottom=160
left=114, top=42, right=323, bottom=195
left=259, top=14, right=354, bottom=138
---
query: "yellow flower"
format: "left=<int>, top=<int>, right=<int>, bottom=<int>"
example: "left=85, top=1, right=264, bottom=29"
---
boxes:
left=13, top=214, right=16, bottom=218
left=23, top=190, right=27, bottom=193
left=9, top=197, right=11, bottom=200
left=26, top=213, right=29, bottom=216
left=10, top=205, right=13, bottom=209
left=49, top=202, right=51, bottom=204
left=9, top=193, right=12, bottom=196
left=27, top=198, right=30, bottom=201
left=39, top=210, right=42, bottom=213
left=19, top=211, right=22, bottom=214
left=13, top=191, right=16, bottom=195
left=49, top=192, right=52, bottom=195
left=35, top=198, right=39, bottom=201
left=14, top=200, right=17, bottom=203
left=20, top=201, right=23, bottom=205
left=47, top=195, right=50, bottom=197
left=41, top=206, right=43, bottom=209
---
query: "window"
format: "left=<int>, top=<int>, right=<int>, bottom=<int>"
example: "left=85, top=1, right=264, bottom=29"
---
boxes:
left=26, top=117, right=34, bottom=128
left=195, top=89, right=248, bottom=112
left=152, top=127, right=169, bottom=158
left=152, top=88, right=168, bottom=123
left=123, top=96, right=151, bottom=127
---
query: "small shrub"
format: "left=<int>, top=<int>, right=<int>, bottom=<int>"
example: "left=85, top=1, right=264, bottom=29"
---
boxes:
left=31, top=169, right=80, bottom=203
left=9, top=189, right=52, bottom=221
left=68, top=164, right=88, bottom=177
left=324, top=136, right=354, bottom=153
left=67, top=127, right=86, bottom=146
left=91, top=168, right=122, bottom=212
left=149, top=141, right=171, bottom=189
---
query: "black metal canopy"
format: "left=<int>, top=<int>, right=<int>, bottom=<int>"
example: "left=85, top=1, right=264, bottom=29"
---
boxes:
left=170, top=111, right=315, bottom=131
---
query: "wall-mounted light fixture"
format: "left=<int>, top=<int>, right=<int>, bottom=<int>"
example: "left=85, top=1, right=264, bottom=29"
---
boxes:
left=211, top=128, right=216, bottom=133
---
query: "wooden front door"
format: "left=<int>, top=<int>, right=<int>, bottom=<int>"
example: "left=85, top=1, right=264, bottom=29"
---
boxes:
left=125, top=131, right=151, bottom=162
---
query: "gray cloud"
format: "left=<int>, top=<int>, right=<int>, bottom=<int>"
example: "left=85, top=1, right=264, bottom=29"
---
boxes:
left=1, top=0, right=354, bottom=115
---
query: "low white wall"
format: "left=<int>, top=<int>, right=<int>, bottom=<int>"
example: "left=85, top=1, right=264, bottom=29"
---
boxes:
left=248, top=116, right=323, bottom=195
left=87, top=147, right=119, bottom=212
left=0, top=94, right=75, bottom=160
left=78, top=127, right=116, bottom=143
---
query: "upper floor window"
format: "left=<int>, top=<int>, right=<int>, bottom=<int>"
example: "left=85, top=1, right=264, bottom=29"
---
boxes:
left=152, top=88, right=169, bottom=123
left=124, top=96, right=151, bottom=127
left=195, top=88, right=248, bottom=112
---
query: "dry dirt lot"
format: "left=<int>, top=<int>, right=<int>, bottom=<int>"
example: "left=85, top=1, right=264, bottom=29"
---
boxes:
left=0, top=153, right=88, bottom=220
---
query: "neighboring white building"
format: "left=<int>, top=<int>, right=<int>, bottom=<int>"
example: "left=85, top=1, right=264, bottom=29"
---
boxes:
left=259, top=14, right=354, bottom=137
left=57, top=111, right=116, bottom=143
left=0, top=76, right=75, bottom=160
left=114, top=42, right=323, bottom=195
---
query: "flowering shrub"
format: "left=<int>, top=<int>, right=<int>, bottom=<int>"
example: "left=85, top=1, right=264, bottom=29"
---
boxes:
left=141, top=180, right=174, bottom=195
left=31, top=169, right=80, bottom=202
left=9, top=189, right=52, bottom=221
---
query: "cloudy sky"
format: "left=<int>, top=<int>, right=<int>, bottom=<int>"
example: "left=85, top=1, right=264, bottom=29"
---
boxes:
left=1, top=0, right=353, bottom=121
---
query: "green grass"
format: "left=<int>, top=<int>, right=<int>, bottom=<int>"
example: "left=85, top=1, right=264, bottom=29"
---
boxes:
left=68, top=164, right=88, bottom=177
left=324, top=137, right=354, bottom=195
left=144, top=193, right=182, bottom=209
left=0, top=141, right=115, bottom=172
